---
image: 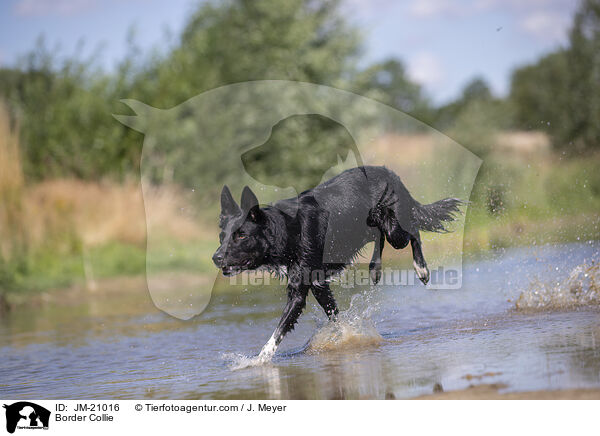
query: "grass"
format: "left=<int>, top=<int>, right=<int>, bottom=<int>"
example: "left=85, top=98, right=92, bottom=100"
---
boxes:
left=0, top=100, right=217, bottom=303
left=462, top=150, right=600, bottom=252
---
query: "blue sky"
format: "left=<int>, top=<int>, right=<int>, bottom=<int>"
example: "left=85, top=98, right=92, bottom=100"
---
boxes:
left=0, top=0, right=578, bottom=104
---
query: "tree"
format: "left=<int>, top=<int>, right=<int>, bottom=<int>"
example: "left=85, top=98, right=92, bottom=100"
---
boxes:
left=461, top=77, right=493, bottom=102
left=510, top=0, right=600, bottom=153
left=564, top=0, right=600, bottom=152
left=0, top=0, right=363, bottom=181
left=352, top=59, right=433, bottom=124
left=111, top=0, right=371, bottom=193
left=444, top=78, right=499, bottom=156
left=0, top=39, right=140, bottom=180
left=509, top=50, right=569, bottom=132
left=129, top=0, right=361, bottom=108
left=436, top=77, right=511, bottom=135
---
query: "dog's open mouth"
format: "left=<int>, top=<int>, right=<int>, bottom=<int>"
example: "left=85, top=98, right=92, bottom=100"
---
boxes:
left=221, top=260, right=253, bottom=277
left=221, top=266, right=242, bottom=276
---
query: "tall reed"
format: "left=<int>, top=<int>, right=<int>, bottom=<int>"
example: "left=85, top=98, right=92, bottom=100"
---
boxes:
left=0, top=102, right=25, bottom=255
left=0, top=101, right=26, bottom=293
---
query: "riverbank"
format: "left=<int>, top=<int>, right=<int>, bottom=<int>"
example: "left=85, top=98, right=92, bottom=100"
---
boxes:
left=417, top=385, right=600, bottom=399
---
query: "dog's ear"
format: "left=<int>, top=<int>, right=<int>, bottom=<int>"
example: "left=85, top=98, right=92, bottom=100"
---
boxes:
left=241, top=186, right=264, bottom=223
left=221, top=185, right=240, bottom=216
left=247, top=205, right=265, bottom=223
left=241, top=186, right=259, bottom=211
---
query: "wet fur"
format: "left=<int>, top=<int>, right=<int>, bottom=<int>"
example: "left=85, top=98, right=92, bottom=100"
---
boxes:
left=213, top=166, right=462, bottom=358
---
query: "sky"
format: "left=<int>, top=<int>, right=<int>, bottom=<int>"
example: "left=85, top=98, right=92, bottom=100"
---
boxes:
left=0, top=0, right=579, bottom=104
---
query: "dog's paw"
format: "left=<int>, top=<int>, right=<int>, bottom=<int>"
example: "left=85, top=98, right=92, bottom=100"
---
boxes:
left=258, top=336, right=278, bottom=361
left=369, top=263, right=382, bottom=284
left=413, top=261, right=430, bottom=285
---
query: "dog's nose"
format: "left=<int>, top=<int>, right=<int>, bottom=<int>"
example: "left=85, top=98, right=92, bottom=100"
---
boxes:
left=212, top=252, right=224, bottom=267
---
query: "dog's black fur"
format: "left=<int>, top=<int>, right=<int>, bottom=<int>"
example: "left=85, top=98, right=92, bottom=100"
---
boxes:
left=213, top=166, right=462, bottom=357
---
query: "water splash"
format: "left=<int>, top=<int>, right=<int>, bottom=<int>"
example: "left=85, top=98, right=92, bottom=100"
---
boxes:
left=221, top=352, right=273, bottom=370
left=515, top=262, right=600, bottom=311
left=305, top=291, right=383, bottom=354
left=222, top=290, right=383, bottom=369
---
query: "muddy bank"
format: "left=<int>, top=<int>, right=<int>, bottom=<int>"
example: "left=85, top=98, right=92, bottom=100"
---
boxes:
left=417, top=384, right=600, bottom=400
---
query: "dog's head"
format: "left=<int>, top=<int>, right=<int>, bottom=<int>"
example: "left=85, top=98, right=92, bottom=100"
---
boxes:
left=212, top=185, right=270, bottom=276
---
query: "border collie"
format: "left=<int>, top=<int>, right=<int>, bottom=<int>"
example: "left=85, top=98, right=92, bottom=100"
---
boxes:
left=212, top=166, right=462, bottom=359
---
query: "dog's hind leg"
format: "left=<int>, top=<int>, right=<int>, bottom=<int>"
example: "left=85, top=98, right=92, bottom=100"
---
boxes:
left=410, top=233, right=430, bottom=285
left=311, top=282, right=338, bottom=320
left=259, top=283, right=309, bottom=359
left=369, top=230, right=385, bottom=284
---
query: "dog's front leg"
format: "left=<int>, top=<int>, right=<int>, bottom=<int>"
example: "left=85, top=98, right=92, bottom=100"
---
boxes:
left=259, top=284, right=309, bottom=360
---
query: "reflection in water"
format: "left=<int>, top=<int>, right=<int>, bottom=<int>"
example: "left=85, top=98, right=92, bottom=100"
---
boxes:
left=211, top=310, right=600, bottom=400
left=0, top=242, right=599, bottom=399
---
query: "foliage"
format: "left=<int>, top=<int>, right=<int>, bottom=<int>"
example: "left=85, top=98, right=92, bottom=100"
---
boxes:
left=437, top=77, right=514, bottom=158
left=352, top=59, right=433, bottom=124
left=126, top=0, right=361, bottom=107
left=510, top=0, right=600, bottom=153
left=0, top=38, right=141, bottom=180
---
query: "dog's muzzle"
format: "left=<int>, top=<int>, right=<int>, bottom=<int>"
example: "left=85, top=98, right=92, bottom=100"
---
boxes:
left=212, top=251, right=224, bottom=268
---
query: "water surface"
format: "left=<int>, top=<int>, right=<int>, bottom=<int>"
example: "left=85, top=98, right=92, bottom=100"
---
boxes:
left=1, top=242, right=599, bottom=399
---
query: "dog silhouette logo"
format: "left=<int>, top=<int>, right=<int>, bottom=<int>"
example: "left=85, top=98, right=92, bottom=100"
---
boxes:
left=114, top=80, right=481, bottom=320
left=3, top=402, right=50, bottom=434
left=241, top=114, right=365, bottom=194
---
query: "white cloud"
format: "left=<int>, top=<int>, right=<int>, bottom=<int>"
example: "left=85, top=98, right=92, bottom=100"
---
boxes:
left=407, top=52, right=445, bottom=88
left=344, top=0, right=397, bottom=14
left=408, top=0, right=466, bottom=18
left=520, top=11, right=570, bottom=42
left=479, top=0, right=574, bottom=43
left=14, top=0, right=98, bottom=17
left=405, top=0, right=574, bottom=44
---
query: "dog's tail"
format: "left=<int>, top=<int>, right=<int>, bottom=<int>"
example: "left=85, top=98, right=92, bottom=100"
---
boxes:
left=412, top=198, right=463, bottom=233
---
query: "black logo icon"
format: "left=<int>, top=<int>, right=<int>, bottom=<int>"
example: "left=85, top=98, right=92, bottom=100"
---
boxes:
left=3, top=402, right=50, bottom=434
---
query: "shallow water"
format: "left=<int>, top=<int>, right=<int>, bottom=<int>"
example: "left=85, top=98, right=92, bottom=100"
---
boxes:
left=1, top=241, right=599, bottom=399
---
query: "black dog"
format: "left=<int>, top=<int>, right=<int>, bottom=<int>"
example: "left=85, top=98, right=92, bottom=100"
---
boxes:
left=213, top=166, right=462, bottom=359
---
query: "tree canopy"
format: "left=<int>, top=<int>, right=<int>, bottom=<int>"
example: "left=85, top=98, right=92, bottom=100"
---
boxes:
left=0, top=0, right=597, bottom=183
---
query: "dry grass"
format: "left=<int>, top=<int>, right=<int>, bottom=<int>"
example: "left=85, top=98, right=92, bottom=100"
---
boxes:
left=0, top=102, right=25, bottom=261
left=23, top=179, right=207, bottom=250
left=366, top=131, right=551, bottom=165
left=495, top=131, right=550, bottom=154
left=0, top=101, right=208, bottom=295
left=364, top=133, right=436, bottom=164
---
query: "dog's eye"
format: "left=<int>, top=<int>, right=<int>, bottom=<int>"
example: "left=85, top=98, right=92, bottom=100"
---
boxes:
left=235, top=232, right=246, bottom=241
